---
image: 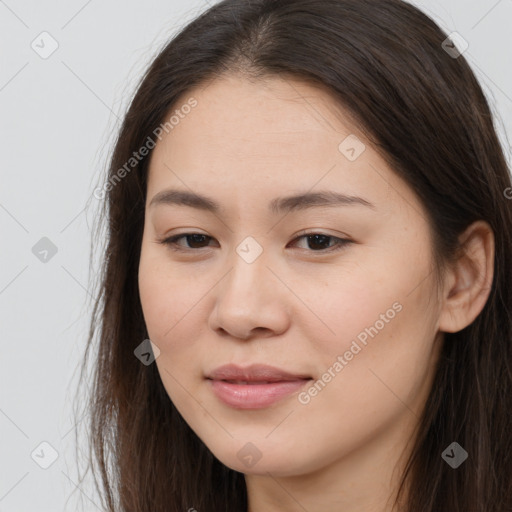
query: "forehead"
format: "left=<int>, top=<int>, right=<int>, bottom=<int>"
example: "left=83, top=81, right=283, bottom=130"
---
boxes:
left=154, top=73, right=359, bottom=159
left=146, top=73, right=421, bottom=221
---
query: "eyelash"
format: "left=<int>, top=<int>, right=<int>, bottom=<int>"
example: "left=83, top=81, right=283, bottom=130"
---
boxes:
left=157, top=231, right=353, bottom=254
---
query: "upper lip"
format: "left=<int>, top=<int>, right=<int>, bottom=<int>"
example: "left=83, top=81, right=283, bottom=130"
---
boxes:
left=207, top=364, right=312, bottom=382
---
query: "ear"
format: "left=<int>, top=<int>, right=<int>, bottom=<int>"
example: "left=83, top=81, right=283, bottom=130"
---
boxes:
left=438, top=221, right=495, bottom=334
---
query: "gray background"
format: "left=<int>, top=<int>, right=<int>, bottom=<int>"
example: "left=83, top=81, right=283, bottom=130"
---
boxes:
left=1, top=0, right=511, bottom=510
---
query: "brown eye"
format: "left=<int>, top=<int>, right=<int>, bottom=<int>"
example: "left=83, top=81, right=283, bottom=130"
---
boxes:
left=159, top=233, right=217, bottom=251
left=289, top=233, right=352, bottom=253
left=158, top=232, right=352, bottom=254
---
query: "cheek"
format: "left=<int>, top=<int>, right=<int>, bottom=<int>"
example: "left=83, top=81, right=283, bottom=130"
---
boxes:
left=310, top=277, right=439, bottom=421
left=138, top=248, right=188, bottom=346
left=309, top=251, right=438, bottom=387
left=138, top=260, right=169, bottom=338
left=292, top=290, right=437, bottom=466
left=301, top=266, right=402, bottom=359
left=138, top=255, right=204, bottom=413
left=138, top=246, right=210, bottom=372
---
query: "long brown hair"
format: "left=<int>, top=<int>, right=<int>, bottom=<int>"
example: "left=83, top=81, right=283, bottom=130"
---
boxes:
left=76, top=0, right=512, bottom=510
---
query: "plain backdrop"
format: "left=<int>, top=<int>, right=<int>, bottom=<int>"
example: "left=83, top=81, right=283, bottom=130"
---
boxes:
left=1, top=0, right=511, bottom=510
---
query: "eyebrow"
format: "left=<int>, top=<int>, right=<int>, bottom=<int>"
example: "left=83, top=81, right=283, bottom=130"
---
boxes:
left=149, top=189, right=376, bottom=214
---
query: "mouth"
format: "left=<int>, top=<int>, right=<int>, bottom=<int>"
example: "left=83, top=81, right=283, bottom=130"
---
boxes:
left=207, top=379, right=312, bottom=409
left=206, top=363, right=312, bottom=382
left=217, top=380, right=298, bottom=385
left=205, top=364, right=313, bottom=409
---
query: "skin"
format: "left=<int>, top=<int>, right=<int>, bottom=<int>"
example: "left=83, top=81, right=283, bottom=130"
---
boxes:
left=138, top=73, right=494, bottom=512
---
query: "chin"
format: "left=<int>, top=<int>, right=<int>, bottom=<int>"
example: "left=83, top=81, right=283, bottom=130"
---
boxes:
left=206, top=440, right=310, bottom=477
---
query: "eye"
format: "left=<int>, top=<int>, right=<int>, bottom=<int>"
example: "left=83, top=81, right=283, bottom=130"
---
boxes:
left=288, top=232, right=353, bottom=253
left=158, top=233, right=217, bottom=251
left=157, top=231, right=352, bottom=254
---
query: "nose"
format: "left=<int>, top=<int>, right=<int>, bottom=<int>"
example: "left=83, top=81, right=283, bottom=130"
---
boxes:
left=208, top=248, right=291, bottom=341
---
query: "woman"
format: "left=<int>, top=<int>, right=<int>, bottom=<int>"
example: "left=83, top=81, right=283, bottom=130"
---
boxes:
left=79, top=0, right=512, bottom=510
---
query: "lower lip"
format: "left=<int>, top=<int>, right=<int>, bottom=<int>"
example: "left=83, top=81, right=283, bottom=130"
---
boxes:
left=208, top=379, right=311, bottom=409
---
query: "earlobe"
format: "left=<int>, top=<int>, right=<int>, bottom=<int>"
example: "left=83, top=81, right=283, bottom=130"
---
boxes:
left=438, top=221, right=495, bottom=334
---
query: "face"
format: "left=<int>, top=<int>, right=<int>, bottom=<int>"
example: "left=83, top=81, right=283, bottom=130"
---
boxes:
left=138, top=73, right=445, bottom=477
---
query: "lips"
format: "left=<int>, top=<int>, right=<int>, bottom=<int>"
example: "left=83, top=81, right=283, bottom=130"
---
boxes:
left=206, top=363, right=312, bottom=383
left=206, top=364, right=312, bottom=409
left=221, top=381, right=280, bottom=385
